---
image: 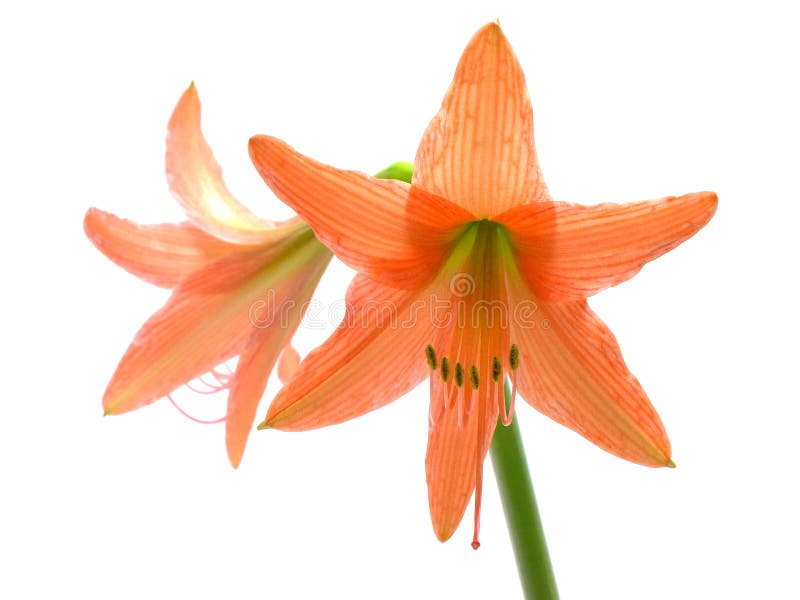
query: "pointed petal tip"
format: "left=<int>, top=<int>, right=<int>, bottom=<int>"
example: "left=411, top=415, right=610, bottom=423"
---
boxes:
left=102, top=396, right=118, bottom=416
left=703, top=190, right=718, bottom=214
left=666, top=459, right=676, bottom=469
left=685, top=190, right=718, bottom=224
left=227, top=451, right=243, bottom=470
left=256, top=421, right=270, bottom=431
left=477, top=19, right=507, bottom=45
left=434, top=528, right=453, bottom=543
left=83, top=207, right=104, bottom=239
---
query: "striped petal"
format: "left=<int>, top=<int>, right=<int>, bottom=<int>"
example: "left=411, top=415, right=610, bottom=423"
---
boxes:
left=264, top=275, right=435, bottom=430
left=414, top=22, right=547, bottom=217
left=103, top=230, right=328, bottom=417
left=426, top=374, right=498, bottom=542
left=497, top=192, right=718, bottom=301
left=166, top=83, right=280, bottom=244
left=225, top=252, right=328, bottom=468
left=512, top=294, right=672, bottom=467
left=83, top=208, right=242, bottom=288
left=249, top=135, right=472, bottom=288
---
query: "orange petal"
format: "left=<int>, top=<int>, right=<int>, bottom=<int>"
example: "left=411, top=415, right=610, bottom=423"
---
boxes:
left=103, top=231, right=329, bottom=416
left=426, top=375, right=498, bottom=542
left=277, top=345, right=300, bottom=385
left=225, top=248, right=329, bottom=468
left=497, top=192, right=718, bottom=301
left=264, top=275, right=434, bottom=430
left=512, top=295, right=672, bottom=466
left=84, top=208, right=241, bottom=288
left=225, top=332, right=290, bottom=469
left=249, top=135, right=472, bottom=288
left=102, top=258, right=265, bottom=415
left=414, top=22, right=546, bottom=217
left=166, top=83, right=280, bottom=244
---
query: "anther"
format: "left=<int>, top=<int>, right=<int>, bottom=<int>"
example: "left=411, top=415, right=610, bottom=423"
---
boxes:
left=440, top=357, right=450, bottom=382
left=454, top=362, right=465, bottom=388
left=469, top=365, right=480, bottom=390
left=509, top=344, right=520, bottom=370
left=425, top=344, right=438, bottom=370
left=491, top=356, right=502, bottom=382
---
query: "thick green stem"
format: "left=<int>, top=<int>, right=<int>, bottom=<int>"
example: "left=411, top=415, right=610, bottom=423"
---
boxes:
left=490, top=380, right=559, bottom=599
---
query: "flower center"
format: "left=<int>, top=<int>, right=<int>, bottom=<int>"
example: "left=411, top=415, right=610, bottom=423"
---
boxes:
left=423, top=219, right=522, bottom=549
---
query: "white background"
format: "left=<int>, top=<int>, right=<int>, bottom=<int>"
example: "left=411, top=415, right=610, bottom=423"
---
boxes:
left=2, top=1, right=798, bottom=598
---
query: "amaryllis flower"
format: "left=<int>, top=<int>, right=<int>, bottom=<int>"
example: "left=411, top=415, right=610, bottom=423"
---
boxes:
left=85, top=84, right=331, bottom=467
left=248, top=23, right=717, bottom=545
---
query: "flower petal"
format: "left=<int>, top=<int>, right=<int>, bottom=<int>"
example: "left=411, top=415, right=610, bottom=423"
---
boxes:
left=226, top=334, right=293, bottom=469
left=277, top=345, right=300, bottom=385
left=512, top=296, right=672, bottom=466
left=497, top=192, right=717, bottom=301
left=249, top=135, right=472, bottom=288
left=225, top=247, right=330, bottom=468
left=166, top=83, right=280, bottom=244
left=414, top=22, right=546, bottom=217
left=102, top=256, right=267, bottom=415
left=426, top=375, right=498, bottom=542
left=103, top=231, right=328, bottom=416
left=84, top=208, right=241, bottom=288
left=225, top=335, right=278, bottom=469
left=264, top=275, right=435, bottom=430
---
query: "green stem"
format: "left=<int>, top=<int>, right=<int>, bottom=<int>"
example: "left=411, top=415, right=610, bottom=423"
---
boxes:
left=374, top=161, right=414, bottom=182
left=490, top=380, right=559, bottom=599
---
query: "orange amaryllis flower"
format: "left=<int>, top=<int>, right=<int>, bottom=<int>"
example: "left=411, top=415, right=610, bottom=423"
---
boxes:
left=85, top=84, right=331, bottom=467
left=248, top=23, right=717, bottom=546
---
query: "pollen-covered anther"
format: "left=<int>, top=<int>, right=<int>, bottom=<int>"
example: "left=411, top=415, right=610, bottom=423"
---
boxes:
left=502, top=342, right=520, bottom=427
left=491, top=356, right=502, bottom=382
left=440, top=357, right=450, bottom=382
left=425, top=344, right=438, bottom=370
left=454, top=362, right=465, bottom=388
left=509, top=343, right=520, bottom=370
left=469, top=365, right=480, bottom=390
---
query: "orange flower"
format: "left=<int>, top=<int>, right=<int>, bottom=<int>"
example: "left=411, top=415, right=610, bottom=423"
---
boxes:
left=248, top=23, right=717, bottom=546
left=85, top=84, right=332, bottom=468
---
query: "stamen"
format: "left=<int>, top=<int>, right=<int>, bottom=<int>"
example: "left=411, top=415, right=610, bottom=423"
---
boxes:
left=454, top=362, right=465, bottom=388
left=425, top=344, right=438, bottom=370
left=167, top=394, right=225, bottom=425
left=499, top=377, right=515, bottom=426
left=197, top=373, right=223, bottom=389
left=209, top=369, right=232, bottom=387
left=185, top=380, right=225, bottom=394
left=507, top=371, right=518, bottom=426
left=457, top=386, right=466, bottom=429
left=491, top=356, right=502, bottom=382
left=469, top=365, right=480, bottom=390
left=440, top=357, right=450, bottom=382
left=509, top=344, right=520, bottom=370
left=428, top=376, right=436, bottom=426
